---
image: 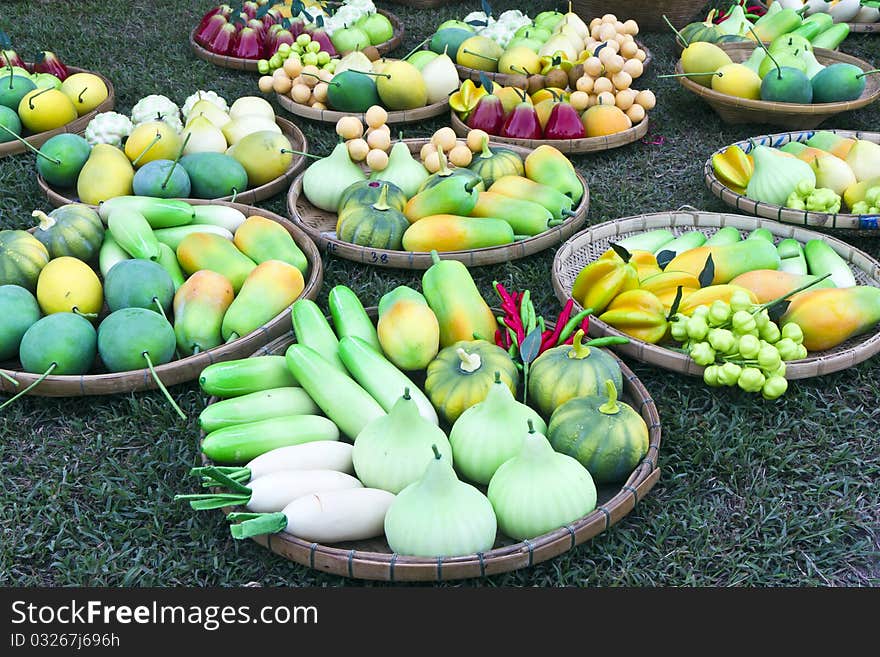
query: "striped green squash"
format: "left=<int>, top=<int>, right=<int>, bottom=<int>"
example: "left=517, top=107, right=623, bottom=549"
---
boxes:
left=527, top=329, right=622, bottom=418
left=0, top=230, right=50, bottom=292
left=336, top=184, right=409, bottom=250
left=468, top=143, right=524, bottom=189
left=32, top=204, right=105, bottom=261
left=547, top=380, right=649, bottom=484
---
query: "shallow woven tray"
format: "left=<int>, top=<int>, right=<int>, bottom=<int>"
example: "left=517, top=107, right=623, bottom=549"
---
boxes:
left=0, top=201, right=323, bottom=398
left=573, top=0, right=705, bottom=33
left=674, top=43, right=880, bottom=129
left=450, top=110, right=649, bottom=155
left=286, top=138, right=589, bottom=268
left=705, top=128, right=880, bottom=230
left=551, top=210, right=880, bottom=379
left=848, top=22, right=880, bottom=33
left=35, top=116, right=308, bottom=208
left=450, top=39, right=653, bottom=87
left=0, top=65, right=115, bottom=159
left=189, top=5, right=404, bottom=71
left=200, top=307, right=661, bottom=581
left=276, top=91, right=449, bottom=126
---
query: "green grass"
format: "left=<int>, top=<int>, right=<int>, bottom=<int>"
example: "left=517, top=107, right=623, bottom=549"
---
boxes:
left=1, top=0, right=879, bottom=587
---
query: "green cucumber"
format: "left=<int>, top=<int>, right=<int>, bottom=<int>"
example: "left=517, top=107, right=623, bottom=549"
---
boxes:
left=290, top=298, right=346, bottom=374
left=98, top=233, right=131, bottom=278
left=811, top=23, right=850, bottom=50
left=153, top=224, right=233, bottom=250
left=156, top=242, right=185, bottom=290
left=654, top=230, right=707, bottom=266
left=747, top=228, right=774, bottom=241
left=705, top=226, right=742, bottom=246
left=337, top=336, right=438, bottom=425
left=192, top=204, right=247, bottom=232
left=107, top=207, right=161, bottom=261
left=285, top=343, right=385, bottom=440
left=200, top=415, right=339, bottom=464
left=98, top=196, right=195, bottom=228
left=199, top=355, right=299, bottom=398
left=803, top=239, right=855, bottom=287
left=615, top=229, right=675, bottom=253
left=328, top=285, right=381, bottom=353
left=776, top=238, right=808, bottom=275
left=198, top=387, right=320, bottom=433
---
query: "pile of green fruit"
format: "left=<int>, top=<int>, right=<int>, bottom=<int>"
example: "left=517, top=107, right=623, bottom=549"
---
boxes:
left=0, top=196, right=311, bottom=409
left=175, top=258, right=650, bottom=556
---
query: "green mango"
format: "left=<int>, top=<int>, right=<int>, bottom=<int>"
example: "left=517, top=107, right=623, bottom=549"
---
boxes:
left=173, top=269, right=234, bottom=356
left=97, top=307, right=176, bottom=372
left=179, top=152, right=248, bottom=199
left=0, top=285, right=41, bottom=361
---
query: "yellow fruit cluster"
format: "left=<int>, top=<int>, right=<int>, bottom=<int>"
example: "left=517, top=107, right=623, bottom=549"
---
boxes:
left=335, top=106, right=391, bottom=172
left=259, top=60, right=333, bottom=110
left=419, top=127, right=476, bottom=172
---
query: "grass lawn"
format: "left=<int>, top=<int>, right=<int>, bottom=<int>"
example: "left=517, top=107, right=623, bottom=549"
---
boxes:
left=1, top=0, right=878, bottom=587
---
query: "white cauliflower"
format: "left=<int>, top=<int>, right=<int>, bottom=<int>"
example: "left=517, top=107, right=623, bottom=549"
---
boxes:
left=334, top=5, right=365, bottom=27
left=346, top=0, right=376, bottom=13
left=181, top=90, right=228, bottom=121
left=83, top=111, right=133, bottom=148
left=130, top=94, right=183, bottom=132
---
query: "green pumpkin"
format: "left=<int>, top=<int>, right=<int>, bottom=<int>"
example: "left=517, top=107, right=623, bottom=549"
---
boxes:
left=548, top=380, right=649, bottom=484
left=678, top=20, right=721, bottom=46
left=338, top=180, right=407, bottom=216
left=336, top=183, right=409, bottom=250
left=425, top=339, right=518, bottom=424
left=417, top=167, right=485, bottom=194
left=0, top=230, right=50, bottom=292
left=527, top=329, right=622, bottom=418
left=31, top=203, right=105, bottom=261
left=468, top=142, right=524, bottom=189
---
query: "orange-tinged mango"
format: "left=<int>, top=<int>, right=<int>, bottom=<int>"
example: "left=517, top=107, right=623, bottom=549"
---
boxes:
left=176, top=232, right=257, bottom=293
left=173, top=269, right=235, bottom=356
left=377, top=286, right=440, bottom=370
left=233, top=215, right=308, bottom=273
left=729, top=269, right=835, bottom=304
left=221, top=260, right=305, bottom=341
left=780, top=286, right=880, bottom=352
left=401, top=215, right=514, bottom=252
left=665, top=240, right=780, bottom=286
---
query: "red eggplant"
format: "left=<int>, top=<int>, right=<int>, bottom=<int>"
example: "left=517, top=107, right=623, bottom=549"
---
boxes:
left=232, top=26, right=263, bottom=59
left=33, top=51, right=69, bottom=81
left=308, top=28, right=337, bottom=57
left=195, top=13, right=228, bottom=47
left=0, top=49, right=26, bottom=70
left=468, top=94, right=505, bottom=135
left=208, top=22, right=238, bottom=56
left=500, top=93, right=543, bottom=140
left=544, top=102, right=585, bottom=140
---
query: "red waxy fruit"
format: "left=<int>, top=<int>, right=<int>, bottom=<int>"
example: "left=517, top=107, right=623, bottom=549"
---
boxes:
left=33, top=51, right=69, bottom=81
left=208, top=22, right=238, bottom=56
left=467, top=95, right=505, bottom=135
left=543, top=102, right=585, bottom=140
left=500, top=101, right=542, bottom=140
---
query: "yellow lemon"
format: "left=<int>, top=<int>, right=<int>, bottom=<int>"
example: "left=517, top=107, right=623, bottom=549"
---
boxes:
left=124, top=121, right=183, bottom=167
left=17, top=88, right=77, bottom=132
left=36, top=256, right=103, bottom=316
left=59, top=73, right=109, bottom=115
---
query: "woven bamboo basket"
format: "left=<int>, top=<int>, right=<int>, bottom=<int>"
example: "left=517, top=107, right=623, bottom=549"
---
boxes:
left=276, top=92, right=449, bottom=126
left=572, top=0, right=706, bottom=32
left=35, top=117, right=309, bottom=208
left=848, top=22, right=880, bottom=33
left=705, top=128, right=880, bottom=230
left=199, top=308, right=661, bottom=582
left=449, top=110, right=649, bottom=154
left=0, top=201, right=323, bottom=398
left=189, top=5, right=404, bottom=71
left=449, top=40, right=653, bottom=86
left=674, top=43, right=880, bottom=129
left=551, top=210, right=880, bottom=379
left=0, top=65, right=115, bottom=159
left=286, top=138, right=589, bottom=269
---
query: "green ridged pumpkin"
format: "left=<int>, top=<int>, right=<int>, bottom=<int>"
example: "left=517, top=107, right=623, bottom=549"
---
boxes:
left=338, top=180, right=407, bottom=216
left=0, top=229, right=50, bottom=292
left=547, top=380, right=649, bottom=484
left=468, top=140, right=524, bottom=189
left=425, top=339, right=518, bottom=424
left=527, top=329, right=622, bottom=418
left=678, top=20, right=721, bottom=46
left=336, top=184, right=409, bottom=250
left=32, top=204, right=105, bottom=261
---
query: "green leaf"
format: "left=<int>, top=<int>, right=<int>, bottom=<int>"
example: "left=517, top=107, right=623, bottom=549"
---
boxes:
left=256, top=3, right=271, bottom=18
left=478, top=71, right=494, bottom=95
left=698, top=254, right=715, bottom=289
left=656, top=249, right=675, bottom=270
left=482, top=0, right=493, bottom=17
left=316, top=15, right=324, bottom=28
left=608, top=241, right=632, bottom=263
left=768, top=299, right=791, bottom=324
left=520, top=326, right=543, bottom=365
left=667, top=285, right=684, bottom=319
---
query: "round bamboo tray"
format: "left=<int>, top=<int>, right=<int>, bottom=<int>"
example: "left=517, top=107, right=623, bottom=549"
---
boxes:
left=0, top=201, right=323, bottom=398
left=200, top=308, right=662, bottom=582
left=551, top=210, right=880, bottom=380
left=674, top=43, right=880, bottom=129
left=705, top=128, right=880, bottom=230
left=848, top=23, right=880, bottom=33
left=572, top=0, right=705, bottom=32
left=276, top=92, right=449, bottom=126
left=450, top=110, right=649, bottom=155
left=449, top=39, right=653, bottom=87
left=189, top=5, right=404, bottom=71
left=286, top=138, right=589, bottom=269
left=0, top=65, right=115, bottom=159
left=35, top=116, right=309, bottom=208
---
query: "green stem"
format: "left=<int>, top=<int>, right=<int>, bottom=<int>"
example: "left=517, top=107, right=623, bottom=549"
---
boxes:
left=130, top=132, right=162, bottom=167
left=657, top=71, right=721, bottom=79
left=0, top=370, right=19, bottom=386
left=756, top=272, right=832, bottom=314
left=174, top=493, right=251, bottom=511
left=160, top=132, right=191, bottom=190
left=598, top=379, right=620, bottom=414
left=71, top=307, right=98, bottom=320
left=0, top=123, right=62, bottom=164
left=857, top=69, right=880, bottom=79
left=142, top=351, right=186, bottom=420
left=663, top=14, right=690, bottom=49
left=78, top=87, right=87, bottom=103
left=403, top=36, right=431, bottom=61
left=280, top=148, right=320, bottom=159
left=26, top=86, right=51, bottom=110
left=0, top=362, right=57, bottom=409
left=229, top=512, right=287, bottom=539
left=567, top=329, right=591, bottom=359
left=462, top=49, right=498, bottom=62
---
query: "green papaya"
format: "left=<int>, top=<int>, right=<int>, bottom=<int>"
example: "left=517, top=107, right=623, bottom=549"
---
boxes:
left=403, top=176, right=481, bottom=223
left=19, top=312, right=97, bottom=375
left=173, top=269, right=235, bottom=356
left=176, top=232, right=257, bottom=293
left=221, top=260, right=305, bottom=341
left=377, top=285, right=440, bottom=370
left=232, top=215, right=308, bottom=274
left=470, top=191, right=554, bottom=236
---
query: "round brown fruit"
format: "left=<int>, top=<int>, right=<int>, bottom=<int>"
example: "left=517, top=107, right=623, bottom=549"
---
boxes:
left=448, top=144, right=472, bottom=167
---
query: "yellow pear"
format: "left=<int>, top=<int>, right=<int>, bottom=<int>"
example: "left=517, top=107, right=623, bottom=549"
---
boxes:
left=77, top=143, right=134, bottom=204
left=124, top=121, right=183, bottom=166
left=376, top=60, right=427, bottom=110
left=185, top=99, right=231, bottom=129
left=228, top=96, right=275, bottom=121
left=230, top=130, right=293, bottom=187
left=17, top=88, right=77, bottom=132
left=59, top=72, right=109, bottom=115
left=181, top=114, right=228, bottom=154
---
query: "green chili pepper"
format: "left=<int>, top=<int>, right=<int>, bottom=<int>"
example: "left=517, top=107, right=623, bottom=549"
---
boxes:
left=556, top=308, right=592, bottom=345
left=584, top=336, right=631, bottom=347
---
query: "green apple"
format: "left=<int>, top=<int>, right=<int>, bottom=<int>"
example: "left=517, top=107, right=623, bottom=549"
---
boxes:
left=31, top=73, right=62, bottom=90
left=506, top=36, right=543, bottom=53
left=438, top=19, right=475, bottom=32
left=515, top=25, right=551, bottom=44
left=406, top=49, right=439, bottom=71
left=330, top=26, right=371, bottom=55
left=357, top=12, right=394, bottom=45
left=0, top=104, right=22, bottom=142
left=0, top=74, right=36, bottom=110
left=534, top=11, right=564, bottom=31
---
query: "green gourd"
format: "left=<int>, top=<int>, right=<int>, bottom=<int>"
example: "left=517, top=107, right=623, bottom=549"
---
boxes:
left=370, top=140, right=430, bottom=198
left=527, top=329, right=622, bottom=418
left=336, top=184, right=410, bottom=250
left=547, top=380, right=649, bottom=484
left=0, top=230, right=50, bottom=291
left=31, top=204, right=104, bottom=261
left=301, top=142, right=367, bottom=212
left=745, top=144, right=815, bottom=207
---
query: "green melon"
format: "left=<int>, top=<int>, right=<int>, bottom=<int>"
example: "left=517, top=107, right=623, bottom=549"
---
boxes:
left=0, top=105, right=22, bottom=142
left=103, top=259, right=175, bottom=314
left=132, top=159, right=192, bottom=198
left=429, top=28, right=473, bottom=62
left=19, top=312, right=97, bottom=375
left=547, top=381, right=649, bottom=484
left=179, top=152, right=248, bottom=199
left=36, top=133, right=91, bottom=188
left=0, top=229, right=50, bottom=291
left=97, top=307, right=176, bottom=372
left=0, top=285, right=42, bottom=361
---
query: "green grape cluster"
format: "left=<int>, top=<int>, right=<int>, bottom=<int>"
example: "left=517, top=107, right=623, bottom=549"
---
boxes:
left=669, top=290, right=807, bottom=400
